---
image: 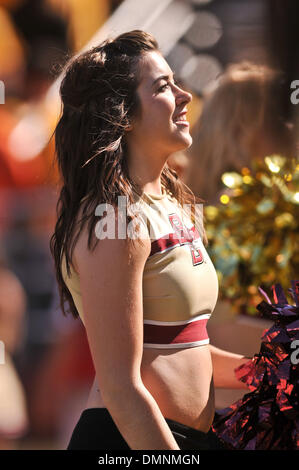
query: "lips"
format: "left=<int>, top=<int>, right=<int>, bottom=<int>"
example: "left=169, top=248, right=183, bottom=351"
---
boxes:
left=172, top=110, right=189, bottom=126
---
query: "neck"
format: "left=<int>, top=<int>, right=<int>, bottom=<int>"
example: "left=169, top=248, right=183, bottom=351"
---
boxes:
left=126, top=139, right=170, bottom=195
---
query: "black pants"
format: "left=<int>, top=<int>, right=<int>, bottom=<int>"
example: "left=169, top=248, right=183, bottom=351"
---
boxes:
left=67, top=407, right=225, bottom=450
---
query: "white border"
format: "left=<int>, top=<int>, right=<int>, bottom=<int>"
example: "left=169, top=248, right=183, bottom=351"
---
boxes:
left=143, top=313, right=211, bottom=326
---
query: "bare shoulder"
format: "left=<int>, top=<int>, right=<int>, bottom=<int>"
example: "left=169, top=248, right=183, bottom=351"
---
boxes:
left=73, top=206, right=151, bottom=274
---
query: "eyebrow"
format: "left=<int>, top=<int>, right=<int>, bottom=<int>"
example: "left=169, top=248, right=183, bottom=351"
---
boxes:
left=152, top=73, right=175, bottom=87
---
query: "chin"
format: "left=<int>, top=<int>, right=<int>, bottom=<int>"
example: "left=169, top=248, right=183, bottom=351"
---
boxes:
left=177, top=134, right=193, bottom=150
left=166, top=131, right=193, bottom=154
left=185, top=134, right=193, bottom=148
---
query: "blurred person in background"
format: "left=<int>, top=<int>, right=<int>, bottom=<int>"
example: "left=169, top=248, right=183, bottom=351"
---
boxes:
left=0, top=0, right=119, bottom=449
left=29, top=290, right=94, bottom=446
left=0, top=259, right=28, bottom=449
left=185, top=62, right=297, bottom=204
left=0, top=0, right=76, bottom=446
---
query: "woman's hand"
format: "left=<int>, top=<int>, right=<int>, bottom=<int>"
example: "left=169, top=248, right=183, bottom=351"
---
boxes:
left=209, top=344, right=251, bottom=390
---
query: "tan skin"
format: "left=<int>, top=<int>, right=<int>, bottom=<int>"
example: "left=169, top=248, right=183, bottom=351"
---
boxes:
left=73, top=51, right=249, bottom=450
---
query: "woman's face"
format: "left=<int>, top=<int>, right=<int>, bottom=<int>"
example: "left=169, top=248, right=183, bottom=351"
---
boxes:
left=128, top=50, right=193, bottom=155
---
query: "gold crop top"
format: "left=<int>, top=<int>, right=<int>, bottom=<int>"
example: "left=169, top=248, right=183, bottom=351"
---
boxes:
left=61, top=190, right=219, bottom=349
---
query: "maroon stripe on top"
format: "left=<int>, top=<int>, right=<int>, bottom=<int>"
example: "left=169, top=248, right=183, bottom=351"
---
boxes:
left=150, top=225, right=201, bottom=257
left=190, top=225, right=201, bottom=239
left=143, top=317, right=209, bottom=345
left=150, top=232, right=183, bottom=256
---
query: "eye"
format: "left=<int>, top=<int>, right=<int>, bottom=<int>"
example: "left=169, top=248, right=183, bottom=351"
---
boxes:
left=157, top=77, right=182, bottom=93
left=158, top=82, right=171, bottom=92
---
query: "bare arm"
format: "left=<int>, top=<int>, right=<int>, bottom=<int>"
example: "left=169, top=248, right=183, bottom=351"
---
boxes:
left=75, top=215, right=179, bottom=450
left=209, top=344, right=251, bottom=390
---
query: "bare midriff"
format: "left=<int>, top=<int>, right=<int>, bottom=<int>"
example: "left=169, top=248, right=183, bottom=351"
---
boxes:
left=85, top=343, right=215, bottom=432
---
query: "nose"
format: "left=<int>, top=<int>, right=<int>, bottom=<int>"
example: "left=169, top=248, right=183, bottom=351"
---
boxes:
left=174, top=83, right=192, bottom=106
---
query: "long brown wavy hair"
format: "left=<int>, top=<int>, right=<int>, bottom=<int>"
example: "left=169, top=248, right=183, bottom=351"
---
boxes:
left=50, top=30, right=206, bottom=319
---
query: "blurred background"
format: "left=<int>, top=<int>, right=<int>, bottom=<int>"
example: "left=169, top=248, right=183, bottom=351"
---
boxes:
left=0, top=0, right=298, bottom=449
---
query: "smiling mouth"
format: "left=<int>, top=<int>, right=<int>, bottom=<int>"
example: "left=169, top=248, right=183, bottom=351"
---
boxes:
left=172, top=111, right=189, bottom=126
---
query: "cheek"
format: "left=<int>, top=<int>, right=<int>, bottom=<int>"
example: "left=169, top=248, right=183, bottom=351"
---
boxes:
left=159, top=95, right=175, bottom=117
left=136, top=94, right=175, bottom=134
left=143, top=105, right=172, bottom=130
